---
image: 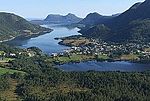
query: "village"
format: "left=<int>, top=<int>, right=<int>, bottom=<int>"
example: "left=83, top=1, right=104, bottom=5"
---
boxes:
left=51, top=39, right=150, bottom=63
left=0, top=47, right=38, bottom=63
left=0, top=41, right=150, bottom=66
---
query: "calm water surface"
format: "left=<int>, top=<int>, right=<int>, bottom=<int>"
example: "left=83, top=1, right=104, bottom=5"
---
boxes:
left=59, top=61, right=150, bottom=72
left=6, top=25, right=150, bottom=72
left=6, top=25, right=80, bottom=54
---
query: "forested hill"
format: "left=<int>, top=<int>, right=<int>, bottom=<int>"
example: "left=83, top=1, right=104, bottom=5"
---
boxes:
left=0, top=12, right=51, bottom=41
left=79, top=12, right=118, bottom=26
left=0, top=44, right=150, bottom=101
left=44, top=13, right=82, bottom=24
left=31, top=13, right=83, bottom=25
left=80, top=0, right=150, bottom=43
left=108, top=0, right=150, bottom=29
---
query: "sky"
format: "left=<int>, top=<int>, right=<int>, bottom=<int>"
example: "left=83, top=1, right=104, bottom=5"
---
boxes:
left=0, top=0, right=145, bottom=19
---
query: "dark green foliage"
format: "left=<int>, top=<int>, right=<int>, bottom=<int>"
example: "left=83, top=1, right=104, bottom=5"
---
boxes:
left=0, top=12, right=50, bottom=41
left=79, top=12, right=114, bottom=26
left=79, top=0, right=150, bottom=43
left=80, top=24, right=111, bottom=40
left=0, top=75, right=10, bottom=91
left=109, top=0, right=150, bottom=30
left=27, top=47, right=42, bottom=55
left=10, top=55, right=150, bottom=101
left=128, top=19, right=150, bottom=42
left=81, top=19, right=150, bottom=42
left=1, top=44, right=150, bottom=101
left=0, top=43, right=22, bottom=53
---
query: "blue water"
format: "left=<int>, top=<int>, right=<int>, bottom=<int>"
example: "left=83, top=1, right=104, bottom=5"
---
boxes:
left=6, top=25, right=150, bottom=72
left=6, top=25, right=80, bottom=54
left=59, top=61, right=150, bottom=72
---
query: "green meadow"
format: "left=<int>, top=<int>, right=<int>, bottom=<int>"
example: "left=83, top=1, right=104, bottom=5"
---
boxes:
left=0, top=67, right=25, bottom=75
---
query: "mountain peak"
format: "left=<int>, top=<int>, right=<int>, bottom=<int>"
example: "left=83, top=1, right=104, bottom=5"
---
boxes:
left=88, top=12, right=101, bottom=16
left=84, top=12, right=102, bottom=20
left=66, top=13, right=76, bottom=17
left=80, top=0, right=150, bottom=43
left=130, top=2, right=142, bottom=10
left=67, top=13, right=75, bottom=16
left=44, top=13, right=82, bottom=24
left=79, top=12, right=116, bottom=25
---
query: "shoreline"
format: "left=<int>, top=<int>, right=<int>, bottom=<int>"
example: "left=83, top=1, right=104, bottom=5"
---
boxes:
left=55, top=35, right=90, bottom=47
left=1, top=29, right=53, bottom=43
left=0, top=37, right=16, bottom=43
left=58, top=60, right=150, bottom=66
left=55, top=37, right=150, bottom=65
left=54, top=57, right=149, bottom=66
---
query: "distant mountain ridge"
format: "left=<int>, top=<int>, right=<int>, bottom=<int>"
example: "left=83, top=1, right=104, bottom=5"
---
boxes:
left=31, top=13, right=83, bottom=25
left=0, top=12, right=51, bottom=41
left=79, top=12, right=120, bottom=26
left=80, top=0, right=150, bottom=43
left=107, top=1, right=149, bottom=29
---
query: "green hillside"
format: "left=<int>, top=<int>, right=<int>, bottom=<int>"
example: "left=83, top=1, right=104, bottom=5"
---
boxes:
left=80, top=0, right=150, bottom=43
left=0, top=12, right=51, bottom=41
left=0, top=67, right=25, bottom=75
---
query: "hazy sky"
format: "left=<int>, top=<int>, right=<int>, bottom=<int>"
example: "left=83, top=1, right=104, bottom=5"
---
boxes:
left=0, top=0, right=145, bottom=19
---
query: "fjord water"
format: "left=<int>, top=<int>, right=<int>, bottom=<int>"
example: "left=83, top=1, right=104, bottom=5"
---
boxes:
left=6, top=25, right=150, bottom=72
left=6, top=25, right=80, bottom=54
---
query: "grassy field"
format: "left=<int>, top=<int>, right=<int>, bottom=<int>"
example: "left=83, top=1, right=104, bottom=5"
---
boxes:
left=0, top=58, right=14, bottom=63
left=144, top=48, right=150, bottom=52
left=46, top=54, right=95, bottom=64
left=0, top=67, right=25, bottom=75
left=97, top=54, right=109, bottom=60
left=120, top=54, right=139, bottom=60
left=58, top=55, right=94, bottom=62
left=61, top=37, right=92, bottom=47
left=0, top=51, right=5, bottom=55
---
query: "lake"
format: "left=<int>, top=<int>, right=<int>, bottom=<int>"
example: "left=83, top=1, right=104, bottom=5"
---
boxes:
left=59, top=61, right=150, bottom=72
left=6, top=25, right=150, bottom=72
